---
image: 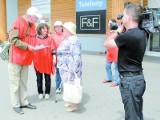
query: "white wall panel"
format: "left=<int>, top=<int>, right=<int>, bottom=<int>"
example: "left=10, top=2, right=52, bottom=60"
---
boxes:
left=148, top=0, right=160, bottom=8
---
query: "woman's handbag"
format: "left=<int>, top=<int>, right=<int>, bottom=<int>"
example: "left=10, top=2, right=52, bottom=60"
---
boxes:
left=0, top=41, right=11, bottom=60
left=63, top=73, right=83, bottom=103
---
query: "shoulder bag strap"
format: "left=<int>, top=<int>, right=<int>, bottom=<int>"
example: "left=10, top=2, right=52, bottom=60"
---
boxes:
left=21, top=23, right=30, bottom=39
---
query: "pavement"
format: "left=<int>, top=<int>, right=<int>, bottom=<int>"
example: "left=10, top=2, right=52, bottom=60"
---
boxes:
left=0, top=53, right=160, bottom=120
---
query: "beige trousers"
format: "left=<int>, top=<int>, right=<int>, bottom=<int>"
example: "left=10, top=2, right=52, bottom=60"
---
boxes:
left=8, top=62, right=29, bottom=107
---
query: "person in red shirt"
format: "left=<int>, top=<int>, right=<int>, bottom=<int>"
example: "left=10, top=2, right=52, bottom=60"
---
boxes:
left=52, top=21, right=65, bottom=93
left=8, top=7, right=42, bottom=114
left=33, top=23, right=56, bottom=100
left=8, top=8, right=40, bottom=66
left=103, top=19, right=120, bottom=87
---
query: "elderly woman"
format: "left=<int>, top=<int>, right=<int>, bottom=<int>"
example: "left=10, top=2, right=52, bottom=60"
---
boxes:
left=57, top=22, right=82, bottom=112
left=52, top=21, right=64, bottom=93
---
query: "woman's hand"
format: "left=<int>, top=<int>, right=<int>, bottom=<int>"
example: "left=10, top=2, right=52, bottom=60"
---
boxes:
left=53, top=55, right=56, bottom=65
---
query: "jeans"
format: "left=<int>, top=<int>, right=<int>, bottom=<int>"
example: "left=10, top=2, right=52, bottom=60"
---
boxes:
left=119, top=74, right=146, bottom=120
left=105, top=61, right=120, bottom=84
left=36, top=71, right=51, bottom=94
left=55, top=67, right=62, bottom=90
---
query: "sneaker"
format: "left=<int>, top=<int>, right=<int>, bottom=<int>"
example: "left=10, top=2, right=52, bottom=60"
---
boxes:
left=110, top=82, right=119, bottom=87
left=56, top=89, right=61, bottom=94
left=38, top=94, right=43, bottom=100
left=20, top=103, right=37, bottom=109
left=13, top=107, right=24, bottom=114
left=103, top=79, right=112, bottom=83
left=45, top=94, right=50, bottom=100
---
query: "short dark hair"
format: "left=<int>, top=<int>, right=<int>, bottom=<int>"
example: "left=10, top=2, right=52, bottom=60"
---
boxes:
left=125, top=3, right=143, bottom=22
left=36, top=23, right=49, bottom=35
left=110, top=19, right=117, bottom=23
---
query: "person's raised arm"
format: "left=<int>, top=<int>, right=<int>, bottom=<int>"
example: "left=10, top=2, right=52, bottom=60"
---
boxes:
left=104, top=24, right=124, bottom=48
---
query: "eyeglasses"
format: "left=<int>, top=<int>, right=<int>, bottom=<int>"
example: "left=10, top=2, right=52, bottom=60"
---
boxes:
left=41, top=27, right=48, bottom=30
left=54, top=26, right=63, bottom=28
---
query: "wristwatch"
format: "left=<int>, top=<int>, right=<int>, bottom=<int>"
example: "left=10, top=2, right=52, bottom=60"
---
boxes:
left=117, top=31, right=120, bottom=35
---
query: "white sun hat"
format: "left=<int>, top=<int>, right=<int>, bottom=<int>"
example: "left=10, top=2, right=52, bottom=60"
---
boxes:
left=63, top=22, right=76, bottom=35
left=54, top=21, right=62, bottom=27
left=27, top=7, right=42, bottom=18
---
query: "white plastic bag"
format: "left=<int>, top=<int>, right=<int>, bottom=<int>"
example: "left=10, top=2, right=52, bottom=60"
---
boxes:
left=63, top=73, right=82, bottom=103
left=0, top=41, right=11, bottom=60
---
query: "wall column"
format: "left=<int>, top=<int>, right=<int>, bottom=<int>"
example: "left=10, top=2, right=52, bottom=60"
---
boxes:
left=112, top=0, right=124, bottom=21
left=0, top=0, right=7, bottom=42
left=110, top=0, right=148, bottom=22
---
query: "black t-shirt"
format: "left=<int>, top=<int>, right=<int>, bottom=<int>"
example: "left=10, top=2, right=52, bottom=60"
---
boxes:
left=115, top=28, right=147, bottom=73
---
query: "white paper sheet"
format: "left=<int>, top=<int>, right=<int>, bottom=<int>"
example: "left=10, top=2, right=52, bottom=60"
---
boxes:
left=34, top=44, right=50, bottom=50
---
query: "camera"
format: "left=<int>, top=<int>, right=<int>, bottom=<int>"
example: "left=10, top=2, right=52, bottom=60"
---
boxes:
left=140, top=8, right=155, bottom=33
left=110, top=13, right=123, bottom=30
left=141, top=8, right=160, bottom=33
left=117, top=6, right=160, bottom=33
left=110, top=22, right=118, bottom=30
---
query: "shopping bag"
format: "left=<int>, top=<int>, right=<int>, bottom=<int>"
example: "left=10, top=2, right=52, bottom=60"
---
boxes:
left=63, top=73, right=83, bottom=103
left=0, top=41, right=11, bottom=60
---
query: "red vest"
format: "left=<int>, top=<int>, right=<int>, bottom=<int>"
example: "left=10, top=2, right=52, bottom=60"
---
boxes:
left=10, top=16, right=36, bottom=65
left=52, top=33, right=64, bottom=48
left=33, top=36, right=56, bottom=75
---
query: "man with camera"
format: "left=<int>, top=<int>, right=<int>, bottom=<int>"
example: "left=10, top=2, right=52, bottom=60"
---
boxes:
left=104, top=3, right=147, bottom=120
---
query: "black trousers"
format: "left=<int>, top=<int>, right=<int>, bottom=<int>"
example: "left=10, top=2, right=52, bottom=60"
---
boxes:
left=36, top=71, right=51, bottom=94
left=119, top=74, right=146, bottom=120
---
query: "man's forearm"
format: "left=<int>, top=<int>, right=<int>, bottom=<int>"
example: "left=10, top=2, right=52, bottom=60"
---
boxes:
left=9, top=29, right=28, bottom=50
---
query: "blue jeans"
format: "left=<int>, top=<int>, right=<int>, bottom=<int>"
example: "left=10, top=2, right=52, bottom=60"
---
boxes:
left=105, top=61, right=120, bottom=84
left=119, top=74, right=146, bottom=120
left=55, top=67, right=62, bottom=90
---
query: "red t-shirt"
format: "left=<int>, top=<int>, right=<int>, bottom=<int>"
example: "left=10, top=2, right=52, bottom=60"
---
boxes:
left=106, top=31, right=118, bottom=62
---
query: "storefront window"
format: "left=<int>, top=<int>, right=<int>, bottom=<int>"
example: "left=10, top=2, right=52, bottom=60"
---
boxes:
left=150, top=32, right=160, bottom=52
